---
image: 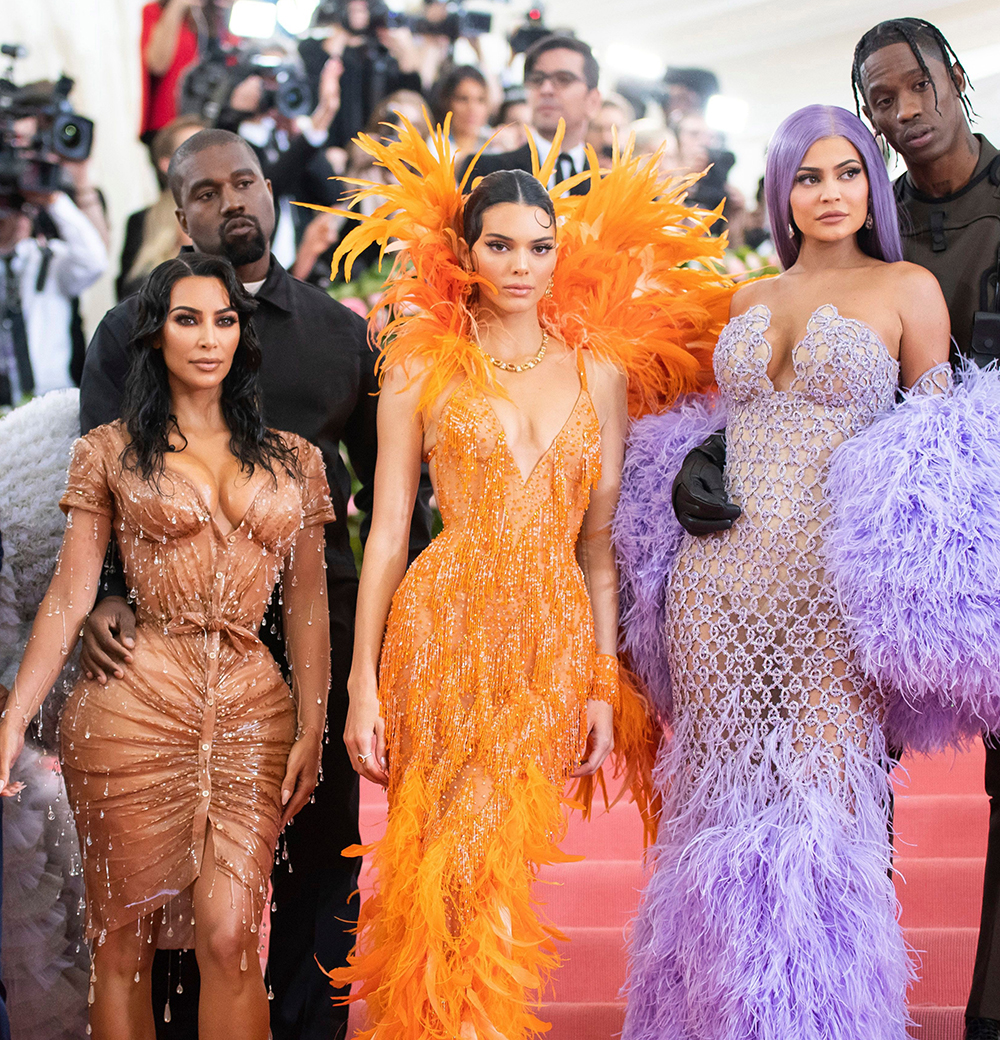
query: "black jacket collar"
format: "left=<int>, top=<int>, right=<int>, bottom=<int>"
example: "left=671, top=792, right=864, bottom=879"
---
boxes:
left=178, top=247, right=294, bottom=313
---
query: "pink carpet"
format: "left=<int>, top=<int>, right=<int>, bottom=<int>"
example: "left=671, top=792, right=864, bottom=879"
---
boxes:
left=346, top=744, right=988, bottom=1038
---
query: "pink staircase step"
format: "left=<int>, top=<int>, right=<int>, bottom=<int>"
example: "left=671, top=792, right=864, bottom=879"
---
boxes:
left=894, top=795, right=988, bottom=858
left=536, top=859, right=643, bottom=927
left=560, top=801, right=646, bottom=857
left=895, top=858, right=985, bottom=928
left=908, top=1006, right=965, bottom=1040
left=549, top=926, right=628, bottom=1003
left=894, top=746, right=984, bottom=796
left=905, top=927, right=978, bottom=1008
left=541, top=1001, right=625, bottom=1040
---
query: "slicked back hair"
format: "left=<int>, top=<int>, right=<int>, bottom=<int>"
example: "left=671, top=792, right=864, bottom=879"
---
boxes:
left=852, top=18, right=974, bottom=122
left=166, top=128, right=263, bottom=204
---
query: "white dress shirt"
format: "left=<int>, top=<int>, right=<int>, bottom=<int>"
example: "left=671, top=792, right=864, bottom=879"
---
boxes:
left=4, top=192, right=108, bottom=398
left=529, top=129, right=587, bottom=189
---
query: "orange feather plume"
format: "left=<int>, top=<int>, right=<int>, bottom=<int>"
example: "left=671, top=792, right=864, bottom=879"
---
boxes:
left=303, top=110, right=734, bottom=418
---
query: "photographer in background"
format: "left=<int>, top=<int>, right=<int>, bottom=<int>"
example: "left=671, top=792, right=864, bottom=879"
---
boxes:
left=0, top=187, right=107, bottom=405
left=9, top=80, right=109, bottom=248
left=141, top=0, right=236, bottom=144
left=675, top=110, right=736, bottom=226
left=220, top=53, right=346, bottom=265
left=300, top=1, right=424, bottom=149
left=662, top=66, right=719, bottom=125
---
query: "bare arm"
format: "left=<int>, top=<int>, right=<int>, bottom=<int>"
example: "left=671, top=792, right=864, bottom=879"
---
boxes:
left=0, top=509, right=110, bottom=792
left=344, top=363, right=425, bottom=785
left=144, top=0, right=193, bottom=77
left=897, top=263, right=952, bottom=390
left=573, top=359, right=628, bottom=777
left=278, top=521, right=332, bottom=827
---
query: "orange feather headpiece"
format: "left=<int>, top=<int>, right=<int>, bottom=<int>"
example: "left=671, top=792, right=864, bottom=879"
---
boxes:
left=303, top=112, right=734, bottom=418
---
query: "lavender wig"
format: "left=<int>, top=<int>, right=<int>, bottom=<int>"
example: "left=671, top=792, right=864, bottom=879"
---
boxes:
left=765, top=105, right=902, bottom=271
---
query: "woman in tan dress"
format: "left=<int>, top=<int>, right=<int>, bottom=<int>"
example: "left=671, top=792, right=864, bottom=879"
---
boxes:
left=0, top=254, right=335, bottom=1040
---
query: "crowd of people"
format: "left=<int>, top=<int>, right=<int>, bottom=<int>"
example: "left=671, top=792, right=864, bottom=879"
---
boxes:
left=1, top=6, right=1000, bottom=1040
left=1, top=1, right=765, bottom=415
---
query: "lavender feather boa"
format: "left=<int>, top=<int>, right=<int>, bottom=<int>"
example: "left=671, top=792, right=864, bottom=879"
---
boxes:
left=825, top=363, right=1000, bottom=752
left=613, top=393, right=727, bottom=720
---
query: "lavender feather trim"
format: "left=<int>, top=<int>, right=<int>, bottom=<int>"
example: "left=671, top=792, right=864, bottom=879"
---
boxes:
left=613, top=394, right=726, bottom=720
left=825, top=363, right=1000, bottom=752
left=622, top=719, right=911, bottom=1040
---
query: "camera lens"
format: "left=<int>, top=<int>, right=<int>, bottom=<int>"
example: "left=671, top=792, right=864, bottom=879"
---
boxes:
left=52, top=113, right=94, bottom=161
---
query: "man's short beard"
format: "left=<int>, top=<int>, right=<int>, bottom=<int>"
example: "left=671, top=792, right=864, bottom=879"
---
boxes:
left=222, top=229, right=268, bottom=268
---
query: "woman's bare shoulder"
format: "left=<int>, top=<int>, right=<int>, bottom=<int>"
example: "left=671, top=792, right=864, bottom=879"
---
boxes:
left=729, top=275, right=781, bottom=318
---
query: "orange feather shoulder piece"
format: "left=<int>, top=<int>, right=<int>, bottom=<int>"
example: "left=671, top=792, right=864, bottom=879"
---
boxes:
left=313, top=111, right=734, bottom=418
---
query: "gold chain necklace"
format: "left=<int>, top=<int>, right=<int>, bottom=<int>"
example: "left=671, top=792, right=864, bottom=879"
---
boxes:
left=479, top=330, right=548, bottom=374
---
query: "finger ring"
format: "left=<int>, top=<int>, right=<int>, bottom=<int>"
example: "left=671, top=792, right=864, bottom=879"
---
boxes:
left=357, top=753, right=371, bottom=764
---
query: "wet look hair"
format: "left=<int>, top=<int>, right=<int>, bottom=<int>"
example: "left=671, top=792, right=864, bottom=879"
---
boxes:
left=462, top=169, right=556, bottom=248
left=851, top=17, right=974, bottom=122
left=122, top=254, right=299, bottom=484
left=764, top=105, right=902, bottom=271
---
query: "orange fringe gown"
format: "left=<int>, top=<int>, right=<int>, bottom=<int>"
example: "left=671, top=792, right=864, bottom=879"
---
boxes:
left=310, top=116, right=733, bottom=1039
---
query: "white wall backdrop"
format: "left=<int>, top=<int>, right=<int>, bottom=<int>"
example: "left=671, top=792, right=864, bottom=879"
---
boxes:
left=0, top=0, right=998, bottom=336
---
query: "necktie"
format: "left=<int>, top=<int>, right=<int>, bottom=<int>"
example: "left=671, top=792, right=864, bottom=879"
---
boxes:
left=1, top=252, right=33, bottom=403
left=557, top=152, right=577, bottom=183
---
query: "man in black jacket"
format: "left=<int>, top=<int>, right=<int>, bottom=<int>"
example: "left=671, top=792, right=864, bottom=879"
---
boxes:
left=460, top=34, right=600, bottom=195
left=856, top=22, right=1000, bottom=1040
left=79, top=128, right=432, bottom=1040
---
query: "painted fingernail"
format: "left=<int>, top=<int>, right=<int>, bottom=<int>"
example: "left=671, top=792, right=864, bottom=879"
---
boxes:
left=281, top=789, right=291, bottom=806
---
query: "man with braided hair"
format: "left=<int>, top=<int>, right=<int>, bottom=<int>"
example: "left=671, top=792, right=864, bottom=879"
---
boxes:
left=857, top=24, right=1000, bottom=1040
left=852, top=18, right=1000, bottom=366
left=671, top=18, right=1000, bottom=1039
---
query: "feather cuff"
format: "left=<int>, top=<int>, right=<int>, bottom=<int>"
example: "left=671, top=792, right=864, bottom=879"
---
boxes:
left=825, top=363, right=1000, bottom=752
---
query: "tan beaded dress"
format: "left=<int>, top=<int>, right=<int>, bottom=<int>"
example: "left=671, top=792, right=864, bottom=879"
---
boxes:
left=57, top=422, right=335, bottom=945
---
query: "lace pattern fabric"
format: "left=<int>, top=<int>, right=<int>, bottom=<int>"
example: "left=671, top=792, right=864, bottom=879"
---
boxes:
left=623, top=304, right=912, bottom=1040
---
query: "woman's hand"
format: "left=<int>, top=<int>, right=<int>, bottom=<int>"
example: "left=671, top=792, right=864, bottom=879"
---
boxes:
left=344, top=679, right=388, bottom=787
left=0, top=706, right=26, bottom=797
left=279, top=732, right=322, bottom=829
left=572, top=699, right=615, bottom=778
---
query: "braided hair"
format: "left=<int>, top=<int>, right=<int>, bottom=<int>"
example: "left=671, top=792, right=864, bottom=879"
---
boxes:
left=851, top=18, right=975, bottom=122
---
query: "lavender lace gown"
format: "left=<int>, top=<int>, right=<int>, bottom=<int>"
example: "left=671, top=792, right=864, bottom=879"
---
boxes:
left=622, top=304, right=911, bottom=1040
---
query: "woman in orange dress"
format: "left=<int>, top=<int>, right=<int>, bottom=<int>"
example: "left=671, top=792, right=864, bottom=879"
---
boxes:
left=0, top=254, right=335, bottom=1040
left=318, top=118, right=732, bottom=1039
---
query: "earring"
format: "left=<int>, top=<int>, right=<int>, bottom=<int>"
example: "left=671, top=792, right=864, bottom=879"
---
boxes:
left=544, top=279, right=554, bottom=298
left=787, top=223, right=796, bottom=239
left=864, top=212, right=874, bottom=230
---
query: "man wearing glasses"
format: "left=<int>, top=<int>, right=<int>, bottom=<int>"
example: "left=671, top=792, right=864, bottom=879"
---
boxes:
left=462, top=34, right=602, bottom=195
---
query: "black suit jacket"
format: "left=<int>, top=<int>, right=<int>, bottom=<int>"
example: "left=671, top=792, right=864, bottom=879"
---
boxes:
left=459, top=143, right=590, bottom=196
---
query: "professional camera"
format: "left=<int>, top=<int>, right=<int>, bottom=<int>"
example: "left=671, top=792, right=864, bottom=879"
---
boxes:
left=180, top=44, right=313, bottom=125
left=0, top=45, right=94, bottom=197
left=509, top=5, right=549, bottom=54
left=314, top=0, right=491, bottom=43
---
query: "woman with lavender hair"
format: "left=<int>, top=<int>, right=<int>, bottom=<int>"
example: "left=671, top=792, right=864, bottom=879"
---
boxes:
left=616, top=104, right=969, bottom=1039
